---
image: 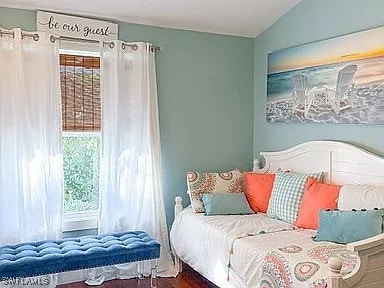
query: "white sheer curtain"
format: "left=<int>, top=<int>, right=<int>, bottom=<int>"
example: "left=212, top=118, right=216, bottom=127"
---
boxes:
left=89, top=41, right=176, bottom=282
left=0, top=28, right=63, bottom=244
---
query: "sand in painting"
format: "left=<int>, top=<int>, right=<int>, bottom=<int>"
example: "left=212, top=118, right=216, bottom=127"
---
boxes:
left=266, top=82, right=384, bottom=124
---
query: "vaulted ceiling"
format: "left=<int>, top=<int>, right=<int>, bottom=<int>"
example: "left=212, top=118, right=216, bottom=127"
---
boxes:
left=0, top=0, right=302, bottom=37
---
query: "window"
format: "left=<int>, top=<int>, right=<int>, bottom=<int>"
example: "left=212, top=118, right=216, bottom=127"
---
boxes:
left=62, top=134, right=100, bottom=213
left=60, top=52, right=101, bottom=229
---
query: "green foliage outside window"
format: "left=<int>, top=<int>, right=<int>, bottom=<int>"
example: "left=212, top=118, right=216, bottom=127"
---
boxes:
left=63, top=135, right=100, bottom=213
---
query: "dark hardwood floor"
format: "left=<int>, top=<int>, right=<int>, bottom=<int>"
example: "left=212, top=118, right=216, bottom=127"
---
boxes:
left=58, top=264, right=218, bottom=288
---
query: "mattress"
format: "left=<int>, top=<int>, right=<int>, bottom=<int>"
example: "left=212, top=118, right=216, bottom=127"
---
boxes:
left=170, top=208, right=358, bottom=288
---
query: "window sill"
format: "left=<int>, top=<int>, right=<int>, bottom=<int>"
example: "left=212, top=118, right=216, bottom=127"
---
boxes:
left=62, top=211, right=98, bottom=232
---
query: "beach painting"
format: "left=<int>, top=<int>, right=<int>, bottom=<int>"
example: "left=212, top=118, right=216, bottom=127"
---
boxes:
left=266, top=26, right=384, bottom=124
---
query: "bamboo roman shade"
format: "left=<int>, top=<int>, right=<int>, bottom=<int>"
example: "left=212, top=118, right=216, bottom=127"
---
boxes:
left=60, top=54, right=101, bottom=132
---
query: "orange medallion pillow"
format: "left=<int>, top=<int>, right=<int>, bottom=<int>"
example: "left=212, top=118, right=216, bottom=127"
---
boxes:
left=243, top=172, right=275, bottom=213
left=295, top=177, right=341, bottom=230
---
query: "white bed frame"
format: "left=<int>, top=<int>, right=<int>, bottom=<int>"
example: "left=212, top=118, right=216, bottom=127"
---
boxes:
left=173, top=141, right=384, bottom=288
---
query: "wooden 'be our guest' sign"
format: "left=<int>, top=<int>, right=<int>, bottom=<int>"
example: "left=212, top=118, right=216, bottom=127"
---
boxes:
left=37, top=11, right=118, bottom=41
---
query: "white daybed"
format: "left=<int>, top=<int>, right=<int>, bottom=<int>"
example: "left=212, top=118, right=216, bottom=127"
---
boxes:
left=170, top=141, right=384, bottom=288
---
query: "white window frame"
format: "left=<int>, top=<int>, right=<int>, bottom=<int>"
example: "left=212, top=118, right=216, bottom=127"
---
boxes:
left=60, top=45, right=101, bottom=232
left=63, top=210, right=98, bottom=232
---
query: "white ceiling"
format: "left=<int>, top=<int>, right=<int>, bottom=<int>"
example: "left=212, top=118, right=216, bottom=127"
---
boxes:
left=0, top=0, right=302, bottom=37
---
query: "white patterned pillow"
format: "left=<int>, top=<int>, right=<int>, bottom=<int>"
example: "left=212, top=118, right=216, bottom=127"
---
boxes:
left=267, top=170, right=324, bottom=223
left=187, top=169, right=243, bottom=213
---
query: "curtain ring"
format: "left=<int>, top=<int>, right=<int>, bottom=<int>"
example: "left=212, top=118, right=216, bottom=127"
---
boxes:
left=33, top=34, right=39, bottom=41
left=50, top=35, right=56, bottom=43
left=121, top=43, right=126, bottom=50
left=109, top=42, right=115, bottom=49
left=132, top=44, right=138, bottom=51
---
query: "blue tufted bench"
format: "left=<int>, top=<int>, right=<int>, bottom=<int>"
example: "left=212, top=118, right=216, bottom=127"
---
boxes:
left=0, top=231, right=160, bottom=287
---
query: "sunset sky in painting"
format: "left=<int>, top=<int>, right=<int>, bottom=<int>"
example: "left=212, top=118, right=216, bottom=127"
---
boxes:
left=268, top=26, right=384, bottom=74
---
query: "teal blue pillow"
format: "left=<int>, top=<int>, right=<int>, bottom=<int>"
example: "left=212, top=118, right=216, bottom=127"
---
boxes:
left=314, top=209, right=384, bottom=244
left=201, top=193, right=254, bottom=216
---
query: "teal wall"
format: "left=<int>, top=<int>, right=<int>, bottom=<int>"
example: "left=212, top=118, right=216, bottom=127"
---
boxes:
left=0, top=7, right=254, bottom=226
left=253, top=0, right=384, bottom=157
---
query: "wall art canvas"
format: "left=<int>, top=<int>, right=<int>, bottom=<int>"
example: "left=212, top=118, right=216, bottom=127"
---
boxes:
left=266, top=26, right=384, bottom=124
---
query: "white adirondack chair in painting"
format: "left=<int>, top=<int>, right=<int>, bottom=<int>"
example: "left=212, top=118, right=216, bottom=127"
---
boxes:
left=325, top=64, right=358, bottom=115
left=291, top=74, right=316, bottom=117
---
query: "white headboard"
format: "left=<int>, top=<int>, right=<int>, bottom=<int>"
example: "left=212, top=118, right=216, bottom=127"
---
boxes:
left=253, top=141, right=384, bottom=185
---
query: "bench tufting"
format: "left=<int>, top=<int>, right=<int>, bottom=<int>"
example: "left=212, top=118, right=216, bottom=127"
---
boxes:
left=0, top=231, right=160, bottom=279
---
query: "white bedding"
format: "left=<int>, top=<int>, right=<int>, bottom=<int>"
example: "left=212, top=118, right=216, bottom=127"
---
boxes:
left=170, top=208, right=358, bottom=288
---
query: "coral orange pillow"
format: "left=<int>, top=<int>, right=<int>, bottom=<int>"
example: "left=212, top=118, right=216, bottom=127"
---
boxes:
left=295, top=177, right=341, bottom=230
left=243, top=172, right=275, bottom=213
